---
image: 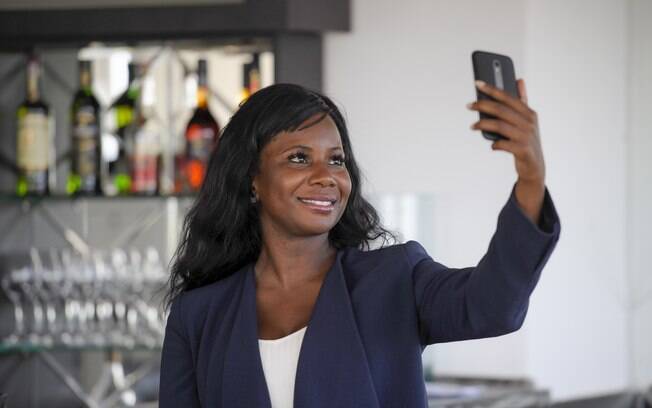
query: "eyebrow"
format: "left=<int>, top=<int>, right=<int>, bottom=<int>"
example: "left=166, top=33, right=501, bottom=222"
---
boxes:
left=280, top=145, right=344, bottom=154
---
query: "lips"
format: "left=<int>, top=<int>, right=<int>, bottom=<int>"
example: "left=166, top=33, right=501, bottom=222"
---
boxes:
left=298, top=196, right=337, bottom=206
left=297, top=196, right=337, bottom=212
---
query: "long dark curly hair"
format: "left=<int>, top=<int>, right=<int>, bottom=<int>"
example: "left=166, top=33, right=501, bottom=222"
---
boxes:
left=165, top=83, right=396, bottom=310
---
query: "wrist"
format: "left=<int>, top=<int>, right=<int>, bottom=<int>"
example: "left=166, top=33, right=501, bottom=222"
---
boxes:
left=515, top=178, right=545, bottom=226
left=517, top=175, right=545, bottom=188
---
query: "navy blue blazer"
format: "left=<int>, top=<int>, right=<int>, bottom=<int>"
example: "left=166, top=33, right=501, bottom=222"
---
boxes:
left=159, top=182, right=561, bottom=407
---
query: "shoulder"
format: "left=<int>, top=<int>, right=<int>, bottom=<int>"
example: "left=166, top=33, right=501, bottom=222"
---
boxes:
left=170, top=266, right=248, bottom=330
left=340, top=240, right=430, bottom=277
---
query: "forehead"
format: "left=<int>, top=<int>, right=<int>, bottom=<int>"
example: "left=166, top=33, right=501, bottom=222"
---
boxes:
left=266, top=114, right=343, bottom=153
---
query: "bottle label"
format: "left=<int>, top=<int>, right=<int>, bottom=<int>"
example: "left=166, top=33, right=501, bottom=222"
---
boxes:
left=186, top=124, right=216, bottom=161
left=131, top=154, right=157, bottom=193
left=73, top=107, right=99, bottom=191
left=17, top=111, right=49, bottom=171
left=130, top=128, right=159, bottom=194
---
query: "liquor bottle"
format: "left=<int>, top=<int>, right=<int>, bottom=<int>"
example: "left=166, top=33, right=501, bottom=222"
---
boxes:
left=16, top=55, right=51, bottom=196
left=240, top=53, right=261, bottom=102
left=128, top=119, right=160, bottom=195
left=128, top=106, right=160, bottom=195
left=107, top=62, right=140, bottom=195
left=177, top=59, right=220, bottom=193
left=68, top=60, right=102, bottom=195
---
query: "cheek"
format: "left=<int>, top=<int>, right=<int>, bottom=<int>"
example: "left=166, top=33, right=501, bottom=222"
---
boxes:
left=339, top=171, right=353, bottom=199
left=261, top=170, right=294, bottom=195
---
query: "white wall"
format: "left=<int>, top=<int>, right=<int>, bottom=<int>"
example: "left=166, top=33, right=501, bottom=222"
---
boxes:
left=627, top=0, right=652, bottom=389
left=325, top=0, right=639, bottom=401
left=522, top=0, right=629, bottom=399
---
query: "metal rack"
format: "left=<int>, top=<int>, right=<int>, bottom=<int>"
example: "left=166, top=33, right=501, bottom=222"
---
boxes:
left=0, top=195, right=193, bottom=407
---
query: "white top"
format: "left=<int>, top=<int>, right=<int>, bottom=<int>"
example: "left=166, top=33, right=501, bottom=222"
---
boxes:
left=258, top=326, right=307, bottom=408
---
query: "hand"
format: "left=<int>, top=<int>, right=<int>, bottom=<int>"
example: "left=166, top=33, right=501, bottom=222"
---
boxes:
left=467, top=79, right=546, bottom=226
left=467, top=78, right=545, bottom=185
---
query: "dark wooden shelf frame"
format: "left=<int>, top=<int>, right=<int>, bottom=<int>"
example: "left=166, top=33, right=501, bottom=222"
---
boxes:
left=0, top=0, right=350, bottom=91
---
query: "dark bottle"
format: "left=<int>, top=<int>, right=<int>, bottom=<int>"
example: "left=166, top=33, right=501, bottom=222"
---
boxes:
left=68, top=60, right=102, bottom=195
left=16, top=55, right=51, bottom=196
left=107, top=62, right=140, bottom=195
left=177, top=59, right=220, bottom=193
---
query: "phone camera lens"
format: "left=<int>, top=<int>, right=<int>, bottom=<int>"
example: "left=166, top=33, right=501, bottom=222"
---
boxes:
left=493, top=60, right=501, bottom=68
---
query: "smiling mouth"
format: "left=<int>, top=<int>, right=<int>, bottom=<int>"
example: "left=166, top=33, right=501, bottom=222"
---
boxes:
left=298, top=198, right=336, bottom=206
left=297, top=197, right=337, bottom=212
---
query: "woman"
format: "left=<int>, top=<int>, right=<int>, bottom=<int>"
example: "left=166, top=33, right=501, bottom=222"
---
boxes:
left=160, top=81, right=560, bottom=407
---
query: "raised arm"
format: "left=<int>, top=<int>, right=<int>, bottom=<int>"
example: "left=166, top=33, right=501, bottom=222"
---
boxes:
left=406, top=77, right=560, bottom=344
left=407, top=182, right=560, bottom=345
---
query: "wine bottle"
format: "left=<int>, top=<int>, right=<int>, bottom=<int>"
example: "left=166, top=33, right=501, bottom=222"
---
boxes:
left=107, top=62, right=139, bottom=195
left=68, top=60, right=102, bottom=195
left=16, top=55, right=51, bottom=196
left=178, top=59, right=220, bottom=193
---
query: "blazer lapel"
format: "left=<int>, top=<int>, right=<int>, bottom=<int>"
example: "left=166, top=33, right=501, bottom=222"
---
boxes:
left=221, top=248, right=380, bottom=407
left=293, top=250, right=380, bottom=407
left=221, top=263, right=272, bottom=407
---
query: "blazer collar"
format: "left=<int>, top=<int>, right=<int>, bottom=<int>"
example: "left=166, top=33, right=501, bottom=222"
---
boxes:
left=220, top=248, right=380, bottom=407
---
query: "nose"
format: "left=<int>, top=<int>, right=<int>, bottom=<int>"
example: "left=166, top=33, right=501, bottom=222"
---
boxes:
left=309, top=161, right=337, bottom=187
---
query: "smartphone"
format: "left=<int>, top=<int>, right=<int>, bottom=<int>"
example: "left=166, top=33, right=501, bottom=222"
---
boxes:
left=471, top=50, right=519, bottom=141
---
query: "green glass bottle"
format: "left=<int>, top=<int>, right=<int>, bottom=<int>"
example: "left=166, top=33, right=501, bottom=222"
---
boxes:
left=108, top=62, right=140, bottom=195
left=16, top=55, right=50, bottom=196
left=68, top=60, right=102, bottom=195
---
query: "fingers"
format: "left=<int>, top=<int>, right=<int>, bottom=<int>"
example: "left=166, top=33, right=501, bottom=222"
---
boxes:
left=467, top=99, right=531, bottom=132
left=471, top=119, right=524, bottom=142
left=491, top=138, right=528, bottom=157
left=475, top=80, right=535, bottom=120
left=469, top=78, right=538, bottom=143
left=517, top=78, right=528, bottom=104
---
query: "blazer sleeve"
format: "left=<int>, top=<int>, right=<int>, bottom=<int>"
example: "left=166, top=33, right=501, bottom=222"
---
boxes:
left=406, top=182, right=561, bottom=345
left=159, top=293, right=201, bottom=407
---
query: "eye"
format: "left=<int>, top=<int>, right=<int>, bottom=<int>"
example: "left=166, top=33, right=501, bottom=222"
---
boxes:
left=330, top=154, right=346, bottom=166
left=288, top=152, right=309, bottom=164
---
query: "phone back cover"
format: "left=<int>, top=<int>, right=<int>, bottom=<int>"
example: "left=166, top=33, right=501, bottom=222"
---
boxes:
left=472, top=50, right=518, bottom=141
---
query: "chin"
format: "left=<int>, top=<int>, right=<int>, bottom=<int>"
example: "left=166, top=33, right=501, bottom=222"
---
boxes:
left=299, top=223, right=336, bottom=237
left=293, top=216, right=341, bottom=237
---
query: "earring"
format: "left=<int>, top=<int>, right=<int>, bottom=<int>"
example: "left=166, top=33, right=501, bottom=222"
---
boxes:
left=250, top=188, right=258, bottom=204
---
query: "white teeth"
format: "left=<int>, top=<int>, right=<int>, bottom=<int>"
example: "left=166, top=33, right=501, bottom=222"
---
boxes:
left=300, top=199, right=333, bottom=206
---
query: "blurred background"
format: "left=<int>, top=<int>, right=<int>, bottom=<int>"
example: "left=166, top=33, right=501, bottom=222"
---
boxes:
left=0, top=0, right=650, bottom=407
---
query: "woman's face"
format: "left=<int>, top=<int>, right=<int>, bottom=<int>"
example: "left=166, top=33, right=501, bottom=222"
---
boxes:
left=252, top=113, right=352, bottom=240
